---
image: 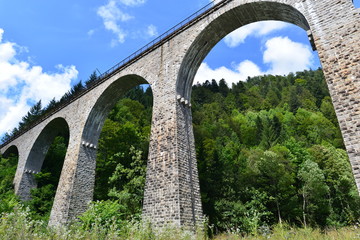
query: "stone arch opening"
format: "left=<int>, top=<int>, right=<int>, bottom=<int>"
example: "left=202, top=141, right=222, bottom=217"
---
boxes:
left=1, top=145, right=19, bottom=193
left=178, top=0, right=359, bottom=231
left=80, top=74, right=153, bottom=219
left=18, top=117, right=69, bottom=204
left=177, top=1, right=310, bottom=99
left=82, top=75, right=149, bottom=141
left=2, top=145, right=19, bottom=159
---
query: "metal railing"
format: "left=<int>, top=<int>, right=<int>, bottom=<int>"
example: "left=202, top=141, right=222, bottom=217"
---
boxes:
left=97, top=0, right=226, bottom=80
left=0, top=0, right=233, bottom=148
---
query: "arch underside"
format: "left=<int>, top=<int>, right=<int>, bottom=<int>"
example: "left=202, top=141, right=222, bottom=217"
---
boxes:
left=2, top=145, right=19, bottom=158
left=175, top=0, right=360, bottom=226
left=16, top=117, right=69, bottom=201
left=82, top=74, right=149, bottom=143
left=25, top=118, right=69, bottom=172
left=177, top=1, right=310, bottom=99
left=50, top=74, right=151, bottom=224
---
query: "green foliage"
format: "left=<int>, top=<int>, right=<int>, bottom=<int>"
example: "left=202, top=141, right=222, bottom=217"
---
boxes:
left=19, top=100, right=43, bottom=130
left=1, top=69, right=359, bottom=237
left=298, top=159, right=330, bottom=227
left=107, top=146, right=147, bottom=220
left=26, top=136, right=68, bottom=220
left=27, top=183, right=55, bottom=220
left=85, top=71, right=100, bottom=87
left=0, top=208, right=358, bottom=240
left=214, top=189, right=271, bottom=234
left=78, top=200, right=126, bottom=230
left=213, top=224, right=360, bottom=240
left=0, top=206, right=208, bottom=240
left=0, top=206, right=48, bottom=240
left=309, top=144, right=360, bottom=225
left=93, top=90, right=151, bottom=222
left=0, top=155, right=19, bottom=213
left=60, top=81, right=85, bottom=103
left=191, top=69, right=360, bottom=232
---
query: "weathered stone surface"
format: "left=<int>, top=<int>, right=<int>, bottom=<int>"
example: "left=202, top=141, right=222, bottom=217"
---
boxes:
left=1, top=0, right=360, bottom=228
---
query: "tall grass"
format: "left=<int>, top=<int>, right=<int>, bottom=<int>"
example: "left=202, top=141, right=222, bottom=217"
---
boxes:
left=0, top=206, right=207, bottom=240
left=0, top=207, right=358, bottom=239
left=214, top=224, right=360, bottom=240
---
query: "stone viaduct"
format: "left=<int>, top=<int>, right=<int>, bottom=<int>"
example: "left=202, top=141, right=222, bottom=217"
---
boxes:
left=1, top=0, right=360, bottom=228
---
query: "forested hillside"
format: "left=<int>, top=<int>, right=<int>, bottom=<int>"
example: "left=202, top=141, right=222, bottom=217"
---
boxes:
left=0, top=69, right=359, bottom=235
left=190, top=69, right=360, bottom=231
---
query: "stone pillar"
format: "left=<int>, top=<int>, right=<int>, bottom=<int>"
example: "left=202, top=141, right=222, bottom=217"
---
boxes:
left=142, top=90, right=203, bottom=227
left=176, top=98, right=203, bottom=227
left=15, top=148, right=45, bottom=201
left=13, top=152, right=33, bottom=200
left=48, top=137, right=97, bottom=227
left=15, top=171, right=37, bottom=201
left=304, top=0, right=360, bottom=191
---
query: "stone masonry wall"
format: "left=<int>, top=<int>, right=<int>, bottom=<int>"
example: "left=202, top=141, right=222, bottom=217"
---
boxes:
left=301, top=0, right=360, bottom=190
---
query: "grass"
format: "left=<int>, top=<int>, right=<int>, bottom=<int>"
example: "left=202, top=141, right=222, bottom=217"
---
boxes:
left=213, top=224, right=360, bottom=240
left=0, top=207, right=359, bottom=239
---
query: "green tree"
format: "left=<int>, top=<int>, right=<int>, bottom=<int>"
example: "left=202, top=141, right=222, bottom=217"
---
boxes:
left=254, top=150, right=296, bottom=224
left=298, top=159, right=330, bottom=227
left=18, top=100, right=43, bottom=130
left=0, top=154, right=19, bottom=213
left=27, top=136, right=68, bottom=220
left=309, top=144, right=360, bottom=225
left=85, top=71, right=100, bottom=87
left=95, top=120, right=142, bottom=200
left=107, top=146, right=147, bottom=220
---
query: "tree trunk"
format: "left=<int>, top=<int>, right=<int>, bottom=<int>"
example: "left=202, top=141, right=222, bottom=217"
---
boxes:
left=276, top=199, right=282, bottom=225
left=302, top=190, right=307, bottom=228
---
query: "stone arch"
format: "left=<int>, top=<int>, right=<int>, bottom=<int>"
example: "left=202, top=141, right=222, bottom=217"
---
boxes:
left=177, top=1, right=310, bottom=99
left=17, top=117, right=70, bottom=201
left=82, top=74, right=149, bottom=143
left=2, top=145, right=19, bottom=188
left=2, top=145, right=19, bottom=159
left=173, top=0, right=360, bottom=227
left=55, top=74, right=151, bottom=221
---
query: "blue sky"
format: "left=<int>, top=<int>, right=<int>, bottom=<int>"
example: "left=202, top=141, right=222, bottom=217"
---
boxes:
left=0, top=0, right=359, bottom=137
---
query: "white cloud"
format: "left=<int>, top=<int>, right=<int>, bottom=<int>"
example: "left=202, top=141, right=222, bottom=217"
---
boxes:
left=263, top=36, right=313, bottom=75
left=224, top=21, right=289, bottom=47
left=118, top=0, right=146, bottom=6
left=0, top=42, right=16, bottom=63
left=146, top=24, right=158, bottom=37
left=0, top=100, right=29, bottom=136
left=194, top=36, right=314, bottom=85
left=194, top=60, right=263, bottom=85
left=0, top=29, right=78, bottom=136
left=97, top=0, right=133, bottom=46
left=97, top=0, right=154, bottom=45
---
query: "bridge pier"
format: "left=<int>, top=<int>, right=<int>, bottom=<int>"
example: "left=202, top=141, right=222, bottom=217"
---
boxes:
left=48, top=134, right=97, bottom=227
left=142, top=91, right=203, bottom=227
left=302, top=0, right=360, bottom=192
